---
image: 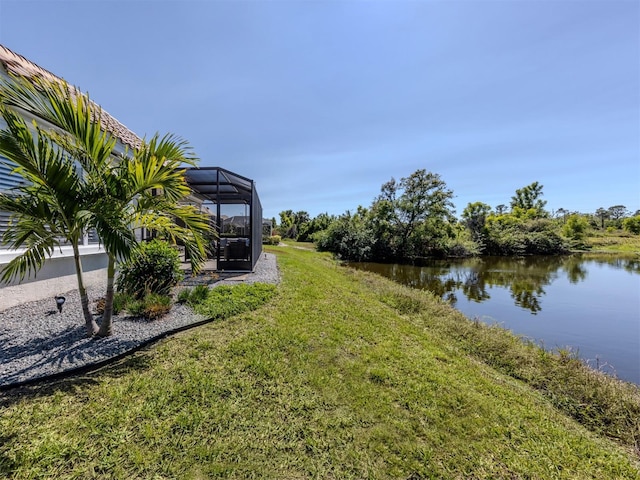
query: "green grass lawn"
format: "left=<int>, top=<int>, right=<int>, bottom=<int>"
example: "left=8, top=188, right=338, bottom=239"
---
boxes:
left=1, top=246, right=639, bottom=479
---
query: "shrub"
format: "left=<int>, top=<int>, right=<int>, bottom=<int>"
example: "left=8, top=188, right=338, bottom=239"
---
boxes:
left=142, top=293, right=173, bottom=320
left=264, top=235, right=282, bottom=245
left=188, top=285, right=210, bottom=306
left=121, top=293, right=173, bottom=320
left=445, top=239, right=480, bottom=257
left=112, top=292, right=132, bottom=315
left=622, top=215, right=640, bottom=235
left=563, top=214, right=590, bottom=241
left=117, top=239, right=184, bottom=299
left=524, top=230, right=566, bottom=254
left=176, top=288, right=192, bottom=304
left=315, top=215, right=374, bottom=261
left=484, top=218, right=568, bottom=255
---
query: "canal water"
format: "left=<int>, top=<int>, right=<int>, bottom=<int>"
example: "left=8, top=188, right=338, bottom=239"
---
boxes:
left=348, top=254, right=640, bottom=385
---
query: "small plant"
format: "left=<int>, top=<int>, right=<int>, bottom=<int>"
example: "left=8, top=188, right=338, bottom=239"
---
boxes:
left=557, top=346, right=578, bottom=364
left=96, top=294, right=130, bottom=315
left=117, top=239, right=184, bottom=299
left=176, top=285, right=209, bottom=306
left=122, top=293, right=173, bottom=320
left=177, top=288, right=192, bottom=304
left=125, top=299, right=146, bottom=317
left=142, top=293, right=173, bottom=320
left=188, top=284, right=210, bottom=306
left=622, top=215, right=640, bottom=235
left=112, top=292, right=132, bottom=315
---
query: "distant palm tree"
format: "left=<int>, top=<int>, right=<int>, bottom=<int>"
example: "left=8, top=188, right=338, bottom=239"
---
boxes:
left=0, top=74, right=210, bottom=337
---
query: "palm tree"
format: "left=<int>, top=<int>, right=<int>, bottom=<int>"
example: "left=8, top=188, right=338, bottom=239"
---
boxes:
left=0, top=104, right=101, bottom=336
left=0, top=74, right=210, bottom=337
left=93, top=133, right=209, bottom=337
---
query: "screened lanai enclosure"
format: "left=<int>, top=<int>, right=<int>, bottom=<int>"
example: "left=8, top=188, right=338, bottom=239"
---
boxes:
left=183, top=167, right=263, bottom=272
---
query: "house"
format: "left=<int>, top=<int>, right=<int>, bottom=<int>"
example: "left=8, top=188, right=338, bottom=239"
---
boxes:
left=0, top=44, right=262, bottom=309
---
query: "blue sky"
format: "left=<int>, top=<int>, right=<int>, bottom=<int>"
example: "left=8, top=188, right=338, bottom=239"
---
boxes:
left=0, top=0, right=638, bottom=220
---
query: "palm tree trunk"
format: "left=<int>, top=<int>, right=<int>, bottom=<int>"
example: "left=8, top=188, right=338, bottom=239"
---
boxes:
left=97, top=254, right=116, bottom=338
left=72, top=244, right=99, bottom=336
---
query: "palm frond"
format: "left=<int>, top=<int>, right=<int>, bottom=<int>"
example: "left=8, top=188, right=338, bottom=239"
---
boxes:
left=0, top=230, right=59, bottom=283
left=0, top=106, right=41, bottom=175
left=0, top=74, right=116, bottom=169
left=125, top=154, right=191, bottom=202
left=139, top=133, right=198, bottom=167
left=0, top=108, right=86, bottom=233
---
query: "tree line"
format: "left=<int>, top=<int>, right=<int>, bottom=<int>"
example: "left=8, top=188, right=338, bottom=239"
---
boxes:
left=270, top=169, right=640, bottom=262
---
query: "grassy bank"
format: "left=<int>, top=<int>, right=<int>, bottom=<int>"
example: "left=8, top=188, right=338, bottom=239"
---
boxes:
left=587, top=231, right=640, bottom=253
left=1, top=246, right=639, bottom=479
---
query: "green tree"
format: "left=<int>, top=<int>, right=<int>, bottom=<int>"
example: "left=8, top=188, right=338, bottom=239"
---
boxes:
left=314, top=208, right=374, bottom=261
left=277, top=210, right=311, bottom=240
left=297, top=212, right=334, bottom=242
left=510, top=181, right=547, bottom=217
left=595, top=208, right=609, bottom=229
left=484, top=206, right=567, bottom=256
left=278, top=210, right=295, bottom=238
left=555, top=208, right=569, bottom=224
left=562, top=214, right=590, bottom=243
left=93, top=134, right=209, bottom=336
left=622, top=216, right=640, bottom=235
left=374, top=169, right=455, bottom=258
left=607, top=205, right=627, bottom=227
left=462, top=202, right=491, bottom=246
left=293, top=211, right=310, bottom=225
left=0, top=74, right=209, bottom=337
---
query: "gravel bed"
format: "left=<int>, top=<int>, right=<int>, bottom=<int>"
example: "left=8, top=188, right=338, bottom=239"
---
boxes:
left=0, top=253, right=280, bottom=388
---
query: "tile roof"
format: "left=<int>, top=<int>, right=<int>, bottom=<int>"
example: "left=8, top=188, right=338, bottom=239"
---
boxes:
left=0, top=44, right=141, bottom=149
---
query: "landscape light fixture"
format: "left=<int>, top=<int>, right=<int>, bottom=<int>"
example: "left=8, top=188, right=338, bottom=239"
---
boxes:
left=55, top=295, right=66, bottom=313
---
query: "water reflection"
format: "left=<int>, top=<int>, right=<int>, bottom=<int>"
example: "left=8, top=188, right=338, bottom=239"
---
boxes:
left=349, top=254, right=637, bottom=314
